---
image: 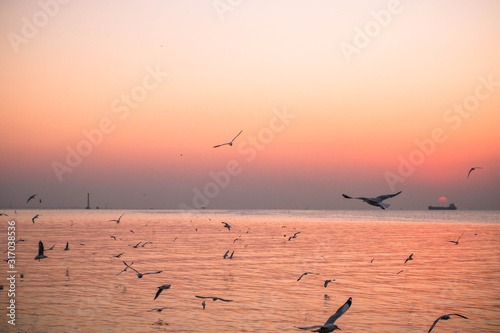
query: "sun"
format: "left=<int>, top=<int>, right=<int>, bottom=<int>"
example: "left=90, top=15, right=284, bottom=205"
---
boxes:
left=439, top=196, right=447, bottom=203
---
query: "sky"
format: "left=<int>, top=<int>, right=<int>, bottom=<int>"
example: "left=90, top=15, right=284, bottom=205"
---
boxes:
left=1, top=0, right=499, bottom=210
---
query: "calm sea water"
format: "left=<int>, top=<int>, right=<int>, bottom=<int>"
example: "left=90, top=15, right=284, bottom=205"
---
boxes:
left=1, top=209, right=500, bottom=332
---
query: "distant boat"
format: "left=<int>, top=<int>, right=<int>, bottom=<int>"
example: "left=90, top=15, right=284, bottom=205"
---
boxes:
left=428, top=203, right=457, bottom=210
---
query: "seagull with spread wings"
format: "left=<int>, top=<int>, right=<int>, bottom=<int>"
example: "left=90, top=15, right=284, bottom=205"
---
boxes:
left=154, top=284, right=171, bottom=300
left=467, top=167, right=482, bottom=178
left=295, top=297, right=352, bottom=332
left=26, top=194, right=37, bottom=203
left=195, top=295, right=233, bottom=302
left=342, top=191, right=402, bottom=209
left=121, top=261, right=162, bottom=278
left=448, top=233, right=464, bottom=245
left=427, top=313, right=468, bottom=333
left=213, top=130, right=242, bottom=148
left=109, top=213, right=124, bottom=223
left=34, top=241, right=48, bottom=260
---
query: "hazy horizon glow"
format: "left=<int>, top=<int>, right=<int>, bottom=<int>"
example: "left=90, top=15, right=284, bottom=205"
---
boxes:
left=1, top=1, right=499, bottom=210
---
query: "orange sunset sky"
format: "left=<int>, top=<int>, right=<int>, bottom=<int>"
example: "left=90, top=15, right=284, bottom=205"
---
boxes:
left=1, top=1, right=499, bottom=210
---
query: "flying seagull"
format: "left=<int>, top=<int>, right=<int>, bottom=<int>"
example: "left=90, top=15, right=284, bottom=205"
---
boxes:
left=34, top=241, right=47, bottom=260
left=213, top=130, right=242, bottom=148
left=324, top=279, right=335, bottom=288
left=297, top=272, right=318, bottom=282
left=404, top=253, right=413, bottom=264
left=427, top=313, right=468, bottom=333
left=195, top=296, right=233, bottom=302
left=121, top=261, right=162, bottom=278
left=0, top=213, right=8, bottom=216
left=147, top=307, right=170, bottom=312
left=295, top=297, right=352, bottom=332
left=154, top=284, right=171, bottom=300
left=222, top=222, right=231, bottom=231
left=32, top=214, right=39, bottom=223
left=111, top=252, right=125, bottom=258
left=289, top=232, right=301, bottom=241
left=467, top=167, right=482, bottom=178
left=64, top=242, right=69, bottom=251
left=342, top=191, right=402, bottom=209
left=109, top=213, right=124, bottom=223
left=26, top=194, right=37, bottom=203
left=448, top=233, right=464, bottom=245
left=116, top=261, right=134, bottom=275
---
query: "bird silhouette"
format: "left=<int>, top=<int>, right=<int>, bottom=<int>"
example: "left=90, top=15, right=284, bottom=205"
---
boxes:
left=213, top=130, right=242, bottom=148
left=26, top=194, right=37, bottom=204
left=109, top=213, right=124, bottom=223
left=467, top=167, right=482, bottom=178
left=34, top=241, right=47, bottom=260
left=404, top=253, right=413, bottom=264
left=297, top=272, right=318, bottom=282
left=448, top=233, right=464, bottom=245
left=342, top=191, right=401, bottom=209
left=427, top=313, right=468, bottom=333
left=295, top=297, right=352, bottom=332
left=154, top=284, right=171, bottom=300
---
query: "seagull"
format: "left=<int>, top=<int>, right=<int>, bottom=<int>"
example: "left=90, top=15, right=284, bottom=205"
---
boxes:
left=112, top=252, right=124, bottom=258
left=26, top=194, right=37, bottom=203
left=195, top=296, right=233, bottom=302
left=223, top=250, right=230, bottom=259
left=154, top=284, right=171, bottom=300
left=342, top=191, right=402, bottom=209
left=427, top=313, right=468, bottom=333
left=110, top=236, right=116, bottom=241
left=202, top=301, right=206, bottom=310
left=295, top=297, right=352, bottom=332
left=404, top=253, right=413, bottom=264
left=229, top=250, right=234, bottom=259
left=448, top=233, right=464, bottom=245
left=324, top=279, right=335, bottom=288
left=34, top=241, right=47, bottom=260
left=121, top=261, right=162, bottom=278
left=32, top=214, right=39, bottom=223
left=297, top=272, right=318, bottom=282
left=47, top=244, right=56, bottom=250
left=467, top=167, right=482, bottom=178
left=109, top=213, right=124, bottom=223
left=0, top=213, right=8, bottom=216
left=64, top=242, right=69, bottom=251
left=289, top=232, right=301, bottom=241
left=213, top=130, right=242, bottom=148
left=132, top=241, right=142, bottom=248
left=116, top=261, right=134, bottom=275
left=148, top=307, right=170, bottom=312
left=222, top=222, right=231, bottom=231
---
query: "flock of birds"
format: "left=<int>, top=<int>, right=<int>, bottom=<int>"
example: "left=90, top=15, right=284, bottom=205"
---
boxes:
left=11, top=207, right=471, bottom=331
left=3, top=161, right=486, bottom=332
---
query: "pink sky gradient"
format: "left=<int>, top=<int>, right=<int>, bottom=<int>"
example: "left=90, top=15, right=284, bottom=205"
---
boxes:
left=1, top=1, right=499, bottom=209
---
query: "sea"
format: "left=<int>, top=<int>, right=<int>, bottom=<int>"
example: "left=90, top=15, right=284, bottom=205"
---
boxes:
left=1, top=209, right=499, bottom=332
